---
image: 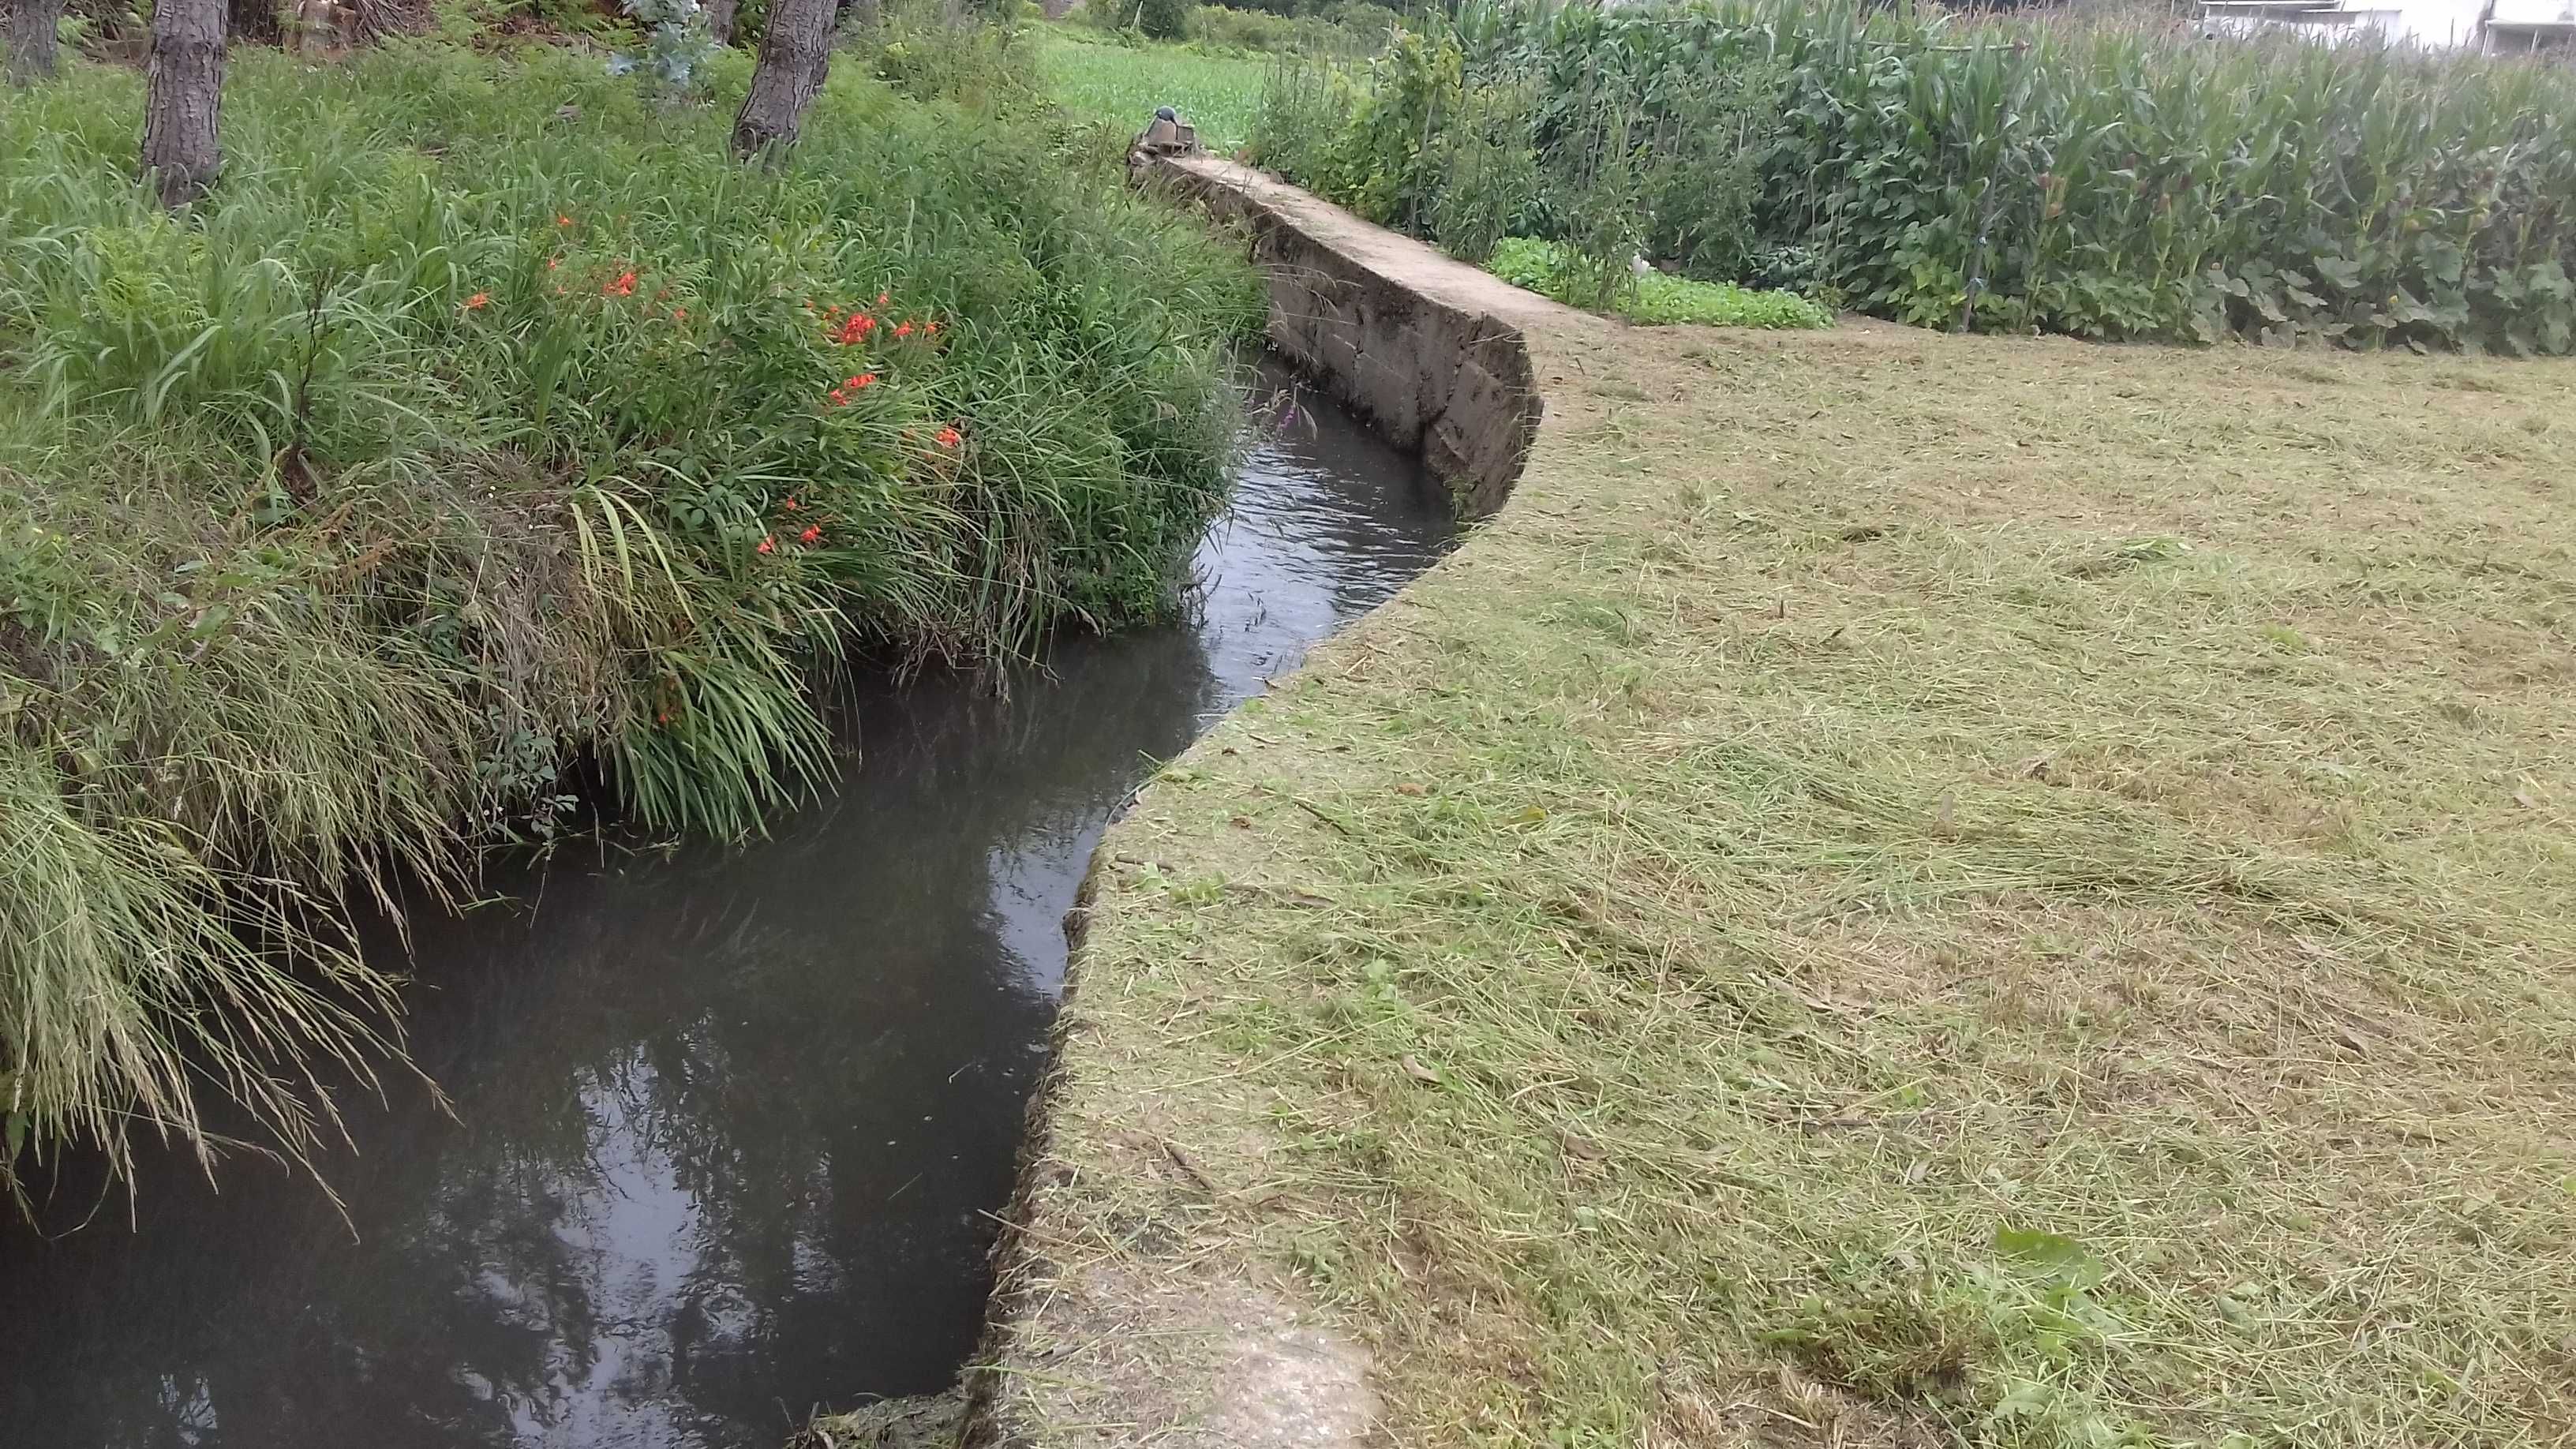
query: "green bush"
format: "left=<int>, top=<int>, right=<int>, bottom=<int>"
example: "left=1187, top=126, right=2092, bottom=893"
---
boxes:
left=1133, top=0, right=1192, bottom=39
left=1485, top=237, right=1833, bottom=327
left=0, top=40, right=1259, bottom=1202
left=1190, top=3, right=1294, bottom=49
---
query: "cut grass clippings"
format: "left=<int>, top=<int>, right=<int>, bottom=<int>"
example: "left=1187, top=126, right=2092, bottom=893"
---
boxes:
left=991, top=316, right=2576, bottom=1447
left=1037, top=28, right=1266, bottom=150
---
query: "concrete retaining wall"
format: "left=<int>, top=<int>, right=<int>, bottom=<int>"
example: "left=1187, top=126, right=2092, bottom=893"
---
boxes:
left=1148, top=156, right=1552, bottom=518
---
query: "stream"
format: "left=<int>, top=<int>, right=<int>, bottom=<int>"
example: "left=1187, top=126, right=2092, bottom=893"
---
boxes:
left=0, top=369, right=1451, bottom=1449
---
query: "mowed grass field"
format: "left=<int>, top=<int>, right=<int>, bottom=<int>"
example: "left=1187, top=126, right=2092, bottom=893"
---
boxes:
left=996, top=315, right=2576, bottom=1447
left=1036, top=29, right=1266, bottom=150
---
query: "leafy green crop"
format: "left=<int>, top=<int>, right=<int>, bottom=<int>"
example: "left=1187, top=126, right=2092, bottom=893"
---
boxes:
left=1486, top=237, right=1832, bottom=328
left=1442, top=0, right=2576, bottom=354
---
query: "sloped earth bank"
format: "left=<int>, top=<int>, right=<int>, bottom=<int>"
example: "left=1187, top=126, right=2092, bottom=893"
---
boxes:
left=973, top=175, right=2576, bottom=1443
left=0, top=369, right=1452, bottom=1449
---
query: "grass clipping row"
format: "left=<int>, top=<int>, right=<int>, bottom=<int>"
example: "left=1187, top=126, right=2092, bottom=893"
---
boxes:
left=1002, top=317, right=2576, bottom=1447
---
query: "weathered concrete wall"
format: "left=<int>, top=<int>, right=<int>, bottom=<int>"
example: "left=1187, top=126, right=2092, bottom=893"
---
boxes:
left=1148, top=156, right=1555, bottom=518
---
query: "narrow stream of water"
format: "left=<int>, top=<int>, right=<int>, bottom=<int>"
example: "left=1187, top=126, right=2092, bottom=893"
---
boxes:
left=0, top=370, right=1450, bottom=1449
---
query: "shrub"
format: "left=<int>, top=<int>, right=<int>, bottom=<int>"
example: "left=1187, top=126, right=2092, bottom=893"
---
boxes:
left=1131, top=0, right=1191, bottom=39
left=1485, top=236, right=1833, bottom=327
left=1426, top=78, right=1538, bottom=264
left=1189, top=3, right=1292, bottom=49
left=0, top=39, right=1260, bottom=1203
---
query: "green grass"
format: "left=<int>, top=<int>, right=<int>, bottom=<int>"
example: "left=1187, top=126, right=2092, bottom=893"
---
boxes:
left=1037, top=28, right=1266, bottom=150
left=990, top=320, right=2576, bottom=1447
left=1486, top=236, right=1833, bottom=328
left=0, top=38, right=1260, bottom=1203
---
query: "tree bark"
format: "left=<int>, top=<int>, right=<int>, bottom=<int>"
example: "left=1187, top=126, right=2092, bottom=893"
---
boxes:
left=225, top=0, right=281, bottom=45
left=729, top=0, right=831, bottom=159
left=705, top=0, right=736, bottom=47
left=142, top=0, right=226, bottom=208
left=6, top=0, right=67, bottom=85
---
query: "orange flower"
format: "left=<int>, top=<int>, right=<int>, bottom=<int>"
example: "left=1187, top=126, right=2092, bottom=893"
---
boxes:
left=462, top=291, right=490, bottom=311
left=556, top=214, right=574, bottom=227
left=799, top=525, right=822, bottom=545
left=673, top=308, right=687, bottom=322
left=925, top=320, right=941, bottom=337
left=782, top=497, right=801, bottom=511
left=936, top=425, right=961, bottom=450
left=848, top=373, right=876, bottom=389
left=758, top=535, right=777, bottom=555
left=605, top=269, right=638, bottom=298
left=877, top=290, right=890, bottom=307
left=547, top=256, right=560, bottom=271
left=894, top=321, right=912, bottom=339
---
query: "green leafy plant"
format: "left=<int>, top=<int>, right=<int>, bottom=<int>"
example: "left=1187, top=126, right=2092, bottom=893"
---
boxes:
left=1487, top=237, right=1832, bottom=327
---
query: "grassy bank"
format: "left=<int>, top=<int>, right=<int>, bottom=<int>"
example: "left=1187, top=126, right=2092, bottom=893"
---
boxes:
left=1039, top=29, right=1267, bottom=149
left=993, top=310, right=2576, bottom=1444
left=0, top=41, right=1258, bottom=1199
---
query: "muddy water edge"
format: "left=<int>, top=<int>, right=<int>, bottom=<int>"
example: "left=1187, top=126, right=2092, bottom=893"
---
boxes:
left=0, top=365, right=1451, bottom=1449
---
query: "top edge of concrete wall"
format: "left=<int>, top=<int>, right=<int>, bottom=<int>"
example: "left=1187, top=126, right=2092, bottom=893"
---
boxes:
left=1147, top=155, right=1578, bottom=519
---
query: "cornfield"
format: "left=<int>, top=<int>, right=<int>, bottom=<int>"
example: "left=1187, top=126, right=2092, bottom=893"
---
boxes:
left=1447, top=0, right=2576, bottom=352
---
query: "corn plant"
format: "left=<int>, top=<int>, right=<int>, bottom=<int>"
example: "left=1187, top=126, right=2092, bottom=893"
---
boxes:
left=1440, top=0, right=2576, bottom=352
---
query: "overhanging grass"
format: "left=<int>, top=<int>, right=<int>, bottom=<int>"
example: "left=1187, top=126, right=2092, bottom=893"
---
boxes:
left=994, top=320, right=2576, bottom=1446
left=0, top=41, right=1260, bottom=1200
left=1037, top=28, right=1266, bottom=150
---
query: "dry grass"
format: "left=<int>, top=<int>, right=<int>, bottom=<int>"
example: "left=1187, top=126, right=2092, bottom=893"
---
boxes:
left=987, top=317, right=2576, bottom=1447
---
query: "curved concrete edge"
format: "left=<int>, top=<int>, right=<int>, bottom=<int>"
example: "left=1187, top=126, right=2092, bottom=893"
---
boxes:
left=1151, top=156, right=1565, bottom=518
left=958, top=167, right=1582, bottom=1449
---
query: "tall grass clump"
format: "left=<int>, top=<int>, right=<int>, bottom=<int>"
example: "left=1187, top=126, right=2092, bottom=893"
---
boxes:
left=0, top=39, right=1260, bottom=1203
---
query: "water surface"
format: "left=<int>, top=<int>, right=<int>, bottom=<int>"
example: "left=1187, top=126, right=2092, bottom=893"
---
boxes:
left=0, top=374, right=1449, bottom=1449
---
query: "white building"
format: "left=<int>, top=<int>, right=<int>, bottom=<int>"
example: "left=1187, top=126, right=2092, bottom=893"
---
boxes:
left=2195, top=0, right=2576, bottom=51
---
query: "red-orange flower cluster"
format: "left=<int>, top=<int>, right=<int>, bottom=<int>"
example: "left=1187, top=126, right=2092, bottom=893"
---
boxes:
left=462, top=291, right=490, bottom=312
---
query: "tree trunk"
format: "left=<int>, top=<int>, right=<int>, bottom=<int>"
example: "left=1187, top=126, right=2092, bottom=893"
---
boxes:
left=729, top=0, right=831, bottom=159
left=225, top=0, right=281, bottom=45
left=142, top=0, right=225, bottom=208
left=6, top=0, right=67, bottom=85
left=705, top=0, right=736, bottom=47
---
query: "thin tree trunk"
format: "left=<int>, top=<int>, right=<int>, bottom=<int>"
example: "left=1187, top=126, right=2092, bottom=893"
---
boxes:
left=705, top=0, right=736, bottom=47
left=142, top=0, right=226, bottom=208
left=729, top=0, right=831, bottom=159
left=6, top=0, right=67, bottom=85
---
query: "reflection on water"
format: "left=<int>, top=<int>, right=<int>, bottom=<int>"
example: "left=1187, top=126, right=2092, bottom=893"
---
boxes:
left=0, top=370, right=1451, bottom=1449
